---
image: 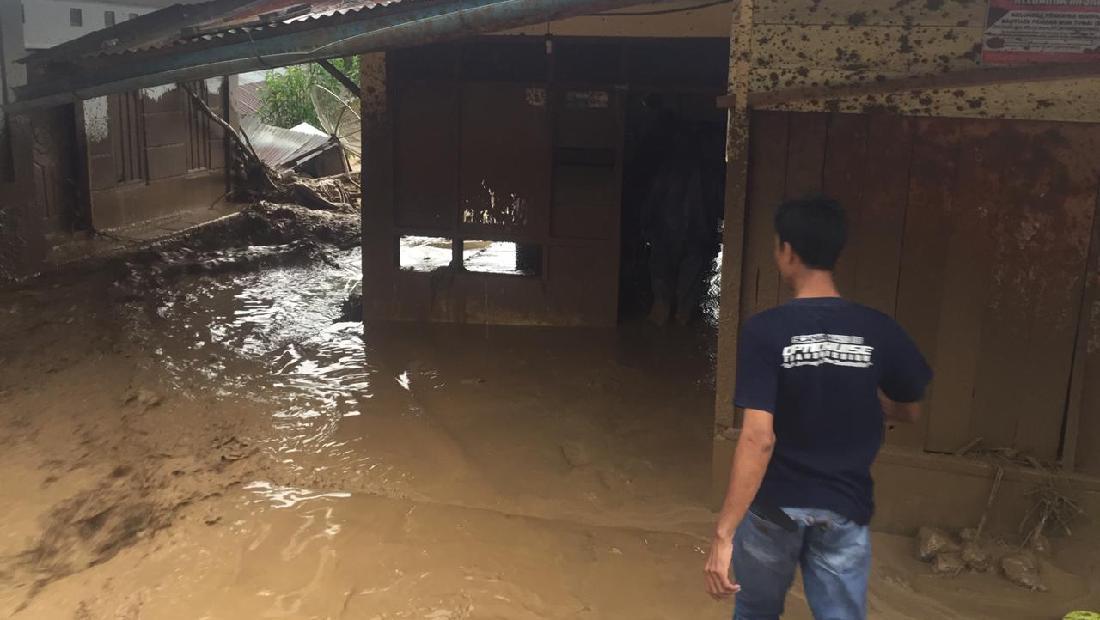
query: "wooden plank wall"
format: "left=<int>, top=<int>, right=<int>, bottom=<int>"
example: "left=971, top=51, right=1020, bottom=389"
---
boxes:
left=743, top=111, right=1100, bottom=466
left=83, top=82, right=229, bottom=230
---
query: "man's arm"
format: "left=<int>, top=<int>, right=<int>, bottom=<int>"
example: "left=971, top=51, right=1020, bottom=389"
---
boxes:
left=703, top=409, right=775, bottom=599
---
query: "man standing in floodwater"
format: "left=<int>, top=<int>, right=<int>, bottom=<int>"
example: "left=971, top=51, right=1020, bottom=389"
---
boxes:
left=703, top=197, right=932, bottom=619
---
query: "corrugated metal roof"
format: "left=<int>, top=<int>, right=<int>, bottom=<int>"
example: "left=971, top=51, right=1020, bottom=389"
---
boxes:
left=26, top=0, right=404, bottom=63
left=242, top=117, right=339, bottom=170
left=12, top=0, right=651, bottom=111
left=234, top=80, right=264, bottom=118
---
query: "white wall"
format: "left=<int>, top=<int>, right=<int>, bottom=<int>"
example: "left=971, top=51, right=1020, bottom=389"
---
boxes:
left=22, top=0, right=156, bottom=50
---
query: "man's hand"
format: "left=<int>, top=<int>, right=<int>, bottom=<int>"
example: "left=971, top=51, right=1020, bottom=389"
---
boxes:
left=706, top=409, right=773, bottom=601
left=878, top=389, right=921, bottom=423
left=704, top=535, right=741, bottom=599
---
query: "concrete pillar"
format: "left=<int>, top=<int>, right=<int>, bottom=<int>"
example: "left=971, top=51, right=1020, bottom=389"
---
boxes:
left=0, top=0, right=26, bottom=104
left=0, top=0, right=45, bottom=279
left=711, top=0, right=754, bottom=504
left=360, top=51, right=396, bottom=320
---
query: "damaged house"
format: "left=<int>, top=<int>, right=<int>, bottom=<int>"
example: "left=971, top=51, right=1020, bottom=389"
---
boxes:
left=1, top=0, right=235, bottom=271
left=4, top=0, right=1100, bottom=539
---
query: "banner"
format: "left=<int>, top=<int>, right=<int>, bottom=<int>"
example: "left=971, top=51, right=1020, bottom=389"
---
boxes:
left=982, top=0, right=1100, bottom=64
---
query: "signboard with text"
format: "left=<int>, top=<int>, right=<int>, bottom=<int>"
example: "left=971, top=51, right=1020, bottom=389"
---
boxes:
left=983, top=0, right=1100, bottom=64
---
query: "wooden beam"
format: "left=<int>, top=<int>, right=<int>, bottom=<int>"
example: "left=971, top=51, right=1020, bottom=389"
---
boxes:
left=711, top=0, right=753, bottom=505
left=1061, top=189, right=1100, bottom=471
left=717, top=61, right=1100, bottom=109
left=317, top=58, right=362, bottom=100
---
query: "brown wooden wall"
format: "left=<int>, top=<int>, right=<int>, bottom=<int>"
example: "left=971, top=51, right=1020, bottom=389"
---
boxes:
left=83, top=81, right=228, bottom=231
left=741, top=111, right=1100, bottom=469
left=364, top=37, right=728, bottom=326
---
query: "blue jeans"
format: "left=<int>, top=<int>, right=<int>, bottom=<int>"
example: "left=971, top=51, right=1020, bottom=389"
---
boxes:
left=732, top=507, right=871, bottom=620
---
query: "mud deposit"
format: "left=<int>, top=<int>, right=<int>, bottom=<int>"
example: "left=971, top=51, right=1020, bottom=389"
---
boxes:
left=0, top=214, right=1097, bottom=618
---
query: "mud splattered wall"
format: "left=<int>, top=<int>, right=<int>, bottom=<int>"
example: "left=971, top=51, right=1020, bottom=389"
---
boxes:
left=508, top=0, right=1094, bottom=126
left=80, top=80, right=229, bottom=231
left=739, top=110, right=1100, bottom=468
left=746, top=0, right=1100, bottom=122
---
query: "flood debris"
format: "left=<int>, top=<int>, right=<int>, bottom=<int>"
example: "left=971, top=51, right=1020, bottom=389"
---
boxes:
left=122, top=388, right=163, bottom=411
left=1020, top=475, right=1084, bottom=552
left=914, top=462, right=1082, bottom=590
left=1001, top=552, right=1047, bottom=591
left=961, top=541, right=992, bottom=572
left=916, top=525, right=996, bottom=578
left=183, top=84, right=361, bottom=212
left=917, top=526, right=959, bottom=561
left=1028, top=532, right=1052, bottom=556
left=339, top=282, right=363, bottom=322
left=175, top=202, right=361, bottom=252
left=932, top=551, right=966, bottom=575
left=561, top=442, right=594, bottom=468
left=110, top=201, right=361, bottom=305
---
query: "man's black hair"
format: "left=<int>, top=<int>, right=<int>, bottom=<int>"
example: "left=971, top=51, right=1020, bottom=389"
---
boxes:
left=774, top=196, right=847, bottom=270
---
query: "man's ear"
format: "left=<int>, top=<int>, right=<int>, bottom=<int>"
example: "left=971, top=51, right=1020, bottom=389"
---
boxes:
left=777, top=240, right=792, bottom=264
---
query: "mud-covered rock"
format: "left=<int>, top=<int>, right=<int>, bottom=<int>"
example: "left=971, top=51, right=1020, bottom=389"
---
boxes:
left=136, top=389, right=162, bottom=409
left=561, top=442, right=593, bottom=468
left=917, top=526, right=959, bottom=561
left=1028, top=532, right=1052, bottom=556
left=961, top=542, right=992, bottom=572
left=1001, top=552, right=1047, bottom=591
left=932, top=551, right=966, bottom=575
left=339, top=283, right=363, bottom=322
left=123, top=387, right=162, bottom=409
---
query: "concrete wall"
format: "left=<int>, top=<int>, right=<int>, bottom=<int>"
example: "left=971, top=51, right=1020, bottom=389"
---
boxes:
left=22, top=0, right=154, bottom=50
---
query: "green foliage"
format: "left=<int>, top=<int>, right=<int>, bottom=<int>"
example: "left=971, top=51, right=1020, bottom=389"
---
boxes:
left=257, top=57, right=360, bottom=129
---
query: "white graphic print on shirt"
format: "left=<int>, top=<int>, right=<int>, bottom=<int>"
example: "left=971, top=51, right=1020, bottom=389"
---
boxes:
left=781, top=333, right=874, bottom=369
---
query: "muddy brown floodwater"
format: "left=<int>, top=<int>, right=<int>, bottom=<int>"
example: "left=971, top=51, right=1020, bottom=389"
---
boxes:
left=0, top=241, right=1097, bottom=619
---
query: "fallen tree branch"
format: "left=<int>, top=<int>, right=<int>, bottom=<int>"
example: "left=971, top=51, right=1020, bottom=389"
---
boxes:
left=181, top=82, right=280, bottom=198
left=974, top=465, right=1005, bottom=543
left=290, top=182, right=346, bottom=211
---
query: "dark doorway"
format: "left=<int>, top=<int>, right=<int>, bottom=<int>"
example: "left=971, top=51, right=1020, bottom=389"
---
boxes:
left=619, top=91, right=726, bottom=325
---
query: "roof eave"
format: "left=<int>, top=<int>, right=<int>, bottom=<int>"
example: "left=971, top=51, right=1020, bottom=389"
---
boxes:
left=8, top=0, right=660, bottom=113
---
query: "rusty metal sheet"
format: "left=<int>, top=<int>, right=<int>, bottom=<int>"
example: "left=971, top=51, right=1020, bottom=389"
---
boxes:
left=241, top=117, right=337, bottom=171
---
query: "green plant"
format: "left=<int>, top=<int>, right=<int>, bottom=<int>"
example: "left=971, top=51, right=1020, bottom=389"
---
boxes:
left=257, top=57, right=359, bottom=129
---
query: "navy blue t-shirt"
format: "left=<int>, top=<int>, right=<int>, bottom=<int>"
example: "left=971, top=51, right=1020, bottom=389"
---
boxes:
left=734, top=297, right=932, bottom=525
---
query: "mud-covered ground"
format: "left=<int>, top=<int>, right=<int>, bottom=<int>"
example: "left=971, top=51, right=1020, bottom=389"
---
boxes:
left=0, top=205, right=1097, bottom=619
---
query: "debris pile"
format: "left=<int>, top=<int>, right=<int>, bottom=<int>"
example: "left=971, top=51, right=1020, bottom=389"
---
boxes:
left=916, top=526, right=1046, bottom=587
left=183, top=84, right=360, bottom=213
left=108, top=201, right=361, bottom=303
left=290, top=172, right=361, bottom=209
left=916, top=440, right=1089, bottom=591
